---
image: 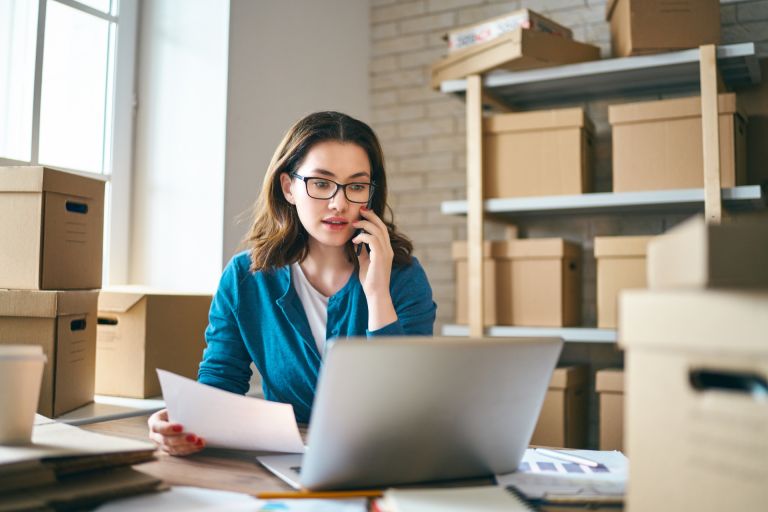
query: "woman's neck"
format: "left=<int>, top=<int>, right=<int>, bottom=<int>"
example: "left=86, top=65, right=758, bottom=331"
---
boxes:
left=299, top=240, right=353, bottom=297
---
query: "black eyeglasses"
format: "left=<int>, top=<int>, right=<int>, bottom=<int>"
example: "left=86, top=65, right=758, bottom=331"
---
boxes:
left=290, top=173, right=375, bottom=204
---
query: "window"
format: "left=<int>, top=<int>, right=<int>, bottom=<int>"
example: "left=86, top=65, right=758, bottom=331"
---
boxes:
left=0, top=0, right=138, bottom=283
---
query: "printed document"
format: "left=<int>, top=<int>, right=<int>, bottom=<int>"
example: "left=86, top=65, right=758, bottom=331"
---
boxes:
left=157, top=370, right=304, bottom=453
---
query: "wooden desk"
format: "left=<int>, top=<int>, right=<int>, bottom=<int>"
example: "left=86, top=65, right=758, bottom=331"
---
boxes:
left=82, top=415, right=622, bottom=511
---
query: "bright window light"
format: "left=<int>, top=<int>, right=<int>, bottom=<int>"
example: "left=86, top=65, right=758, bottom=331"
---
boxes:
left=38, top=0, right=114, bottom=173
left=0, top=0, right=39, bottom=162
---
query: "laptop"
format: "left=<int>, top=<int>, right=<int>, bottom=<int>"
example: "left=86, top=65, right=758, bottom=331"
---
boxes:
left=257, top=336, right=562, bottom=491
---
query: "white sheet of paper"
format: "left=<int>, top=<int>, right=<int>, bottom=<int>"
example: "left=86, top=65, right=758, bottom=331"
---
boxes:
left=495, top=449, right=628, bottom=500
left=157, top=370, right=304, bottom=453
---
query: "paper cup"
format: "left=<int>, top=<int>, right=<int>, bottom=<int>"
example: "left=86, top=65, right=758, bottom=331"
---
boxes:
left=0, top=345, right=47, bottom=445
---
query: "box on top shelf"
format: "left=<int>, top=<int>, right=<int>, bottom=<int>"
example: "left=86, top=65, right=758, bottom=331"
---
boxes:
left=444, top=8, right=573, bottom=54
left=452, top=241, right=497, bottom=326
left=96, top=287, right=212, bottom=398
left=430, top=27, right=600, bottom=90
left=609, top=93, right=747, bottom=193
left=484, top=107, right=593, bottom=199
left=647, top=215, right=768, bottom=291
left=619, top=289, right=768, bottom=511
left=734, top=57, right=768, bottom=187
left=493, top=238, right=581, bottom=327
left=606, top=0, right=720, bottom=57
left=595, top=368, right=625, bottom=452
left=594, top=235, right=653, bottom=329
left=0, top=166, right=105, bottom=290
left=531, top=365, right=588, bottom=449
left=0, top=290, right=98, bottom=417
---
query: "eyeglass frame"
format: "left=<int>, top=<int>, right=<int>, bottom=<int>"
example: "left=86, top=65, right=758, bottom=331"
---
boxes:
left=289, top=172, right=376, bottom=204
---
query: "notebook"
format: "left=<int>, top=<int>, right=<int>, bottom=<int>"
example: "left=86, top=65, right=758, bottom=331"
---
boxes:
left=380, top=486, right=534, bottom=512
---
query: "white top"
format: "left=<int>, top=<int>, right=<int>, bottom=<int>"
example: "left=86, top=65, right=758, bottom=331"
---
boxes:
left=291, top=262, right=329, bottom=354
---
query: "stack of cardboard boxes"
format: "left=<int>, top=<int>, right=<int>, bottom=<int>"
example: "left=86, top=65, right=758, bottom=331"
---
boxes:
left=0, top=166, right=105, bottom=417
left=620, top=215, right=768, bottom=510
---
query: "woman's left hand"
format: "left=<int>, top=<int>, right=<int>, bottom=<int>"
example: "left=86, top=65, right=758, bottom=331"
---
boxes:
left=352, top=207, right=397, bottom=330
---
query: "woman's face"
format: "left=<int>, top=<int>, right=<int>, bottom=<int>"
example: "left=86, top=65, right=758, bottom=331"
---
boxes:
left=281, top=141, right=373, bottom=250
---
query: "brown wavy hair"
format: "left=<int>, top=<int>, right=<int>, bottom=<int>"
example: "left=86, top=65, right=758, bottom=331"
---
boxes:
left=243, top=111, right=413, bottom=272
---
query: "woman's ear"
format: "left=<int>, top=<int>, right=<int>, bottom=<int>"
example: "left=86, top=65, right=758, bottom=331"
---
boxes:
left=280, top=172, right=296, bottom=205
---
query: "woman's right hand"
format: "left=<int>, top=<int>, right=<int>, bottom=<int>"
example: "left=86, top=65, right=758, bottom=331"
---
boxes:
left=148, top=408, right=205, bottom=456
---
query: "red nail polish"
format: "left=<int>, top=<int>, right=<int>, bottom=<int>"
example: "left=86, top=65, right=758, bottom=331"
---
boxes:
left=172, top=425, right=183, bottom=433
left=186, top=434, right=196, bottom=442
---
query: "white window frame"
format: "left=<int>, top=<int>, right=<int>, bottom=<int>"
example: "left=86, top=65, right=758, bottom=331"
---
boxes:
left=0, top=0, right=138, bottom=285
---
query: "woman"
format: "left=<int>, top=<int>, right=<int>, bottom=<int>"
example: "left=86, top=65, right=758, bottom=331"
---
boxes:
left=148, top=111, right=436, bottom=455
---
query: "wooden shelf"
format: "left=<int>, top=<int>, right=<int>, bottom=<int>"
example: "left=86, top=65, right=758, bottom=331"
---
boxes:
left=442, top=324, right=617, bottom=343
left=441, top=185, right=766, bottom=219
left=440, top=43, right=761, bottom=108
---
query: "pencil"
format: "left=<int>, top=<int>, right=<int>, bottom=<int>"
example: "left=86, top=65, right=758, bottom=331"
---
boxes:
left=256, top=489, right=384, bottom=499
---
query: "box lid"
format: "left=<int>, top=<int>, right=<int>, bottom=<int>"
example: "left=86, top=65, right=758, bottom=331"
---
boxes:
left=608, top=93, right=742, bottom=125
left=492, top=238, right=581, bottom=259
left=451, top=241, right=494, bottom=260
left=594, top=236, right=654, bottom=258
left=485, top=107, right=593, bottom=133
left=619, top=289, right=768, bottom=354
left=445, top=8, right=573, bottom=43
left=596, top=369, right=624, bottom=392
left=0, top=166, right=106, bottom=199
left=0, top=290, right=99, bottom=318
left=98, top=286, right=211, bottom=313
left=549, top=365, right=588, bottom=389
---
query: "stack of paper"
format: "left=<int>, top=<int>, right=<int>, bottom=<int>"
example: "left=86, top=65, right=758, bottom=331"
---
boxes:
left=379, top=486, right=534, bottom=512
left=495, top=448, right=628, bottom=505
left=0, top=416, right=163, bottom=510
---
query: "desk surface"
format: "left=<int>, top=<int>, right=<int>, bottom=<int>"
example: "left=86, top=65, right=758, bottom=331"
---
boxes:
left=81, top=415, right=622, bottom=511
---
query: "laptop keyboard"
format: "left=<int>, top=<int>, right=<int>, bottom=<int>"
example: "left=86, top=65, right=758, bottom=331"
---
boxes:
left=290, top=466, right=302, bottom=475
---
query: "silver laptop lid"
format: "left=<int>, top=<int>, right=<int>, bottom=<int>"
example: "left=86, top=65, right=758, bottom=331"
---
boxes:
left=300, top=336, right=563, bottom=490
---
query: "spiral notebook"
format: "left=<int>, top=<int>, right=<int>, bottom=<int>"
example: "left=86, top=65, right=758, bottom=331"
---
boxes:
left=380, top=486, right=534, bottom=512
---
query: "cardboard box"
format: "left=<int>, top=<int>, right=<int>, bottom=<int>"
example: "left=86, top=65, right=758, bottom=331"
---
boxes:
left=731, top=58, right=768, bottom=186
left=595, top=368, right=624, bottom=451
left=648, top=215, right=768, bottom=290
left=606, top=0, right=720, bottom=57
left=484, top=108, right=593, bottom=198
left=0, top=290, right=98, bottom=417
left=594, top=236, right=653, bottom=328
left=445, top=8, right=572, bottom=53
left=531, top=365, right=588, bottom=448
left=431, top=27, right=600, bottom=89
left=609, top=93, right=747, bottom=193
left=493, top=239, right=581, bottom=327
left=96, top=287, right=212, bottom=398
left=0, top=166, right=105, bottom=290
left=619, top=289, right=768, bottom=511
left=452, top=241, right=497, bottom=326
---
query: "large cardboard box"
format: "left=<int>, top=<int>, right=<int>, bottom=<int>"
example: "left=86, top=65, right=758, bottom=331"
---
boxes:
left=596, top=368, right=625, bottom=451
left=0, top=166, right=105, bottom=290
left=493, top=239, right=581, bottom=327
left=96, top=287, right=212, bottom=398
left=606, top=0, right=720, bottom=57
left=0, top=290, right=98, bottom=417
left=445, top=8, right=572, bottom=53
left=484, top=108, right=593, bottom=198
left=594, top=236, right=653, bottom=328
left=431, top=27, right=600, bottom=89
left=619, top=289, right=768, bottom=511
left=531, top=365, right=588, bottom=448
left=647, top=215, right=768, bottom=290
left=609, top=93, right=747, bottom=193
left=452, top=241, right=497, bottom=326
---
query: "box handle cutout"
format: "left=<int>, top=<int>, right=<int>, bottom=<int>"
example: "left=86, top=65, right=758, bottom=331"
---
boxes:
left=689, top=369, right=768, bottom=399
left=70, top=318, right=87, bottom=331
left=65, top=201, right=88, bottom=214
left=97, top=317, right=118, bottom=326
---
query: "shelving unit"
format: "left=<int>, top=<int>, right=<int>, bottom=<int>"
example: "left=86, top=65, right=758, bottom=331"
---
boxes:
left=442, top=43, right=764, bottom=341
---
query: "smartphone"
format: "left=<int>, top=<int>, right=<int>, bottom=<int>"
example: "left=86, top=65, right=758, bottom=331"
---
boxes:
left=355, top=195, right=375, bottom=256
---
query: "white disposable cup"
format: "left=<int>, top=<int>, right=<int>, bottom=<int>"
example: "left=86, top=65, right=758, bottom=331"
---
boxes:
left=0, top=345, right=47, bottom=445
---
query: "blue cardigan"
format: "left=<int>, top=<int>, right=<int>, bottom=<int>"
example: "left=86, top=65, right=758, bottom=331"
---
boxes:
left=198, top=251, right=437, bottom=423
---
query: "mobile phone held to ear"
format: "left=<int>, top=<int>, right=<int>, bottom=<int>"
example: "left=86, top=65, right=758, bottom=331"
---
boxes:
left=355, top=196, right=375, bottom=256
